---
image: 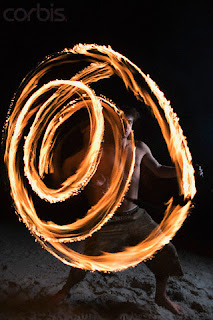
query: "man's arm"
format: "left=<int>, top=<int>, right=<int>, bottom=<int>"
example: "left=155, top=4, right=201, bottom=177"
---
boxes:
left=139, top=142, right=177, bottom=179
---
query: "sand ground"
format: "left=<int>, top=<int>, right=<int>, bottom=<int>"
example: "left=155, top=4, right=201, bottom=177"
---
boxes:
left=0, top=223, right=213, bottom=320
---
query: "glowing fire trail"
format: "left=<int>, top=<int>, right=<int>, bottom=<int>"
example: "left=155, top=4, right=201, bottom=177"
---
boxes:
left=4, top=44, right=196, bottom=272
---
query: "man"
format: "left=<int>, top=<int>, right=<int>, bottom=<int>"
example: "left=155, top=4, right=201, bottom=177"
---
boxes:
left=51, top=106, right=183, bottom=314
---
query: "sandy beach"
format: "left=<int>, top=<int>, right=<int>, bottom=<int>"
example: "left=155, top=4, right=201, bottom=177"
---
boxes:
left=0, top=222, right=212, bottom=320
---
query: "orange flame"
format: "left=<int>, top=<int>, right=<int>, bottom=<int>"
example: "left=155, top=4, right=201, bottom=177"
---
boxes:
left=4, top=44, right=196, bottom=272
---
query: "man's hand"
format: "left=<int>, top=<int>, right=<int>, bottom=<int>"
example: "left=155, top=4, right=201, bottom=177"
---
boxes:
left=194, top=164, right=204, bottom=178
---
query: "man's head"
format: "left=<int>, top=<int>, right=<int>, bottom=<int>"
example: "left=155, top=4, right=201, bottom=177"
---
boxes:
left=121, top=106, right=140, bottom=138
left=122, top=106, right=140, bottom=122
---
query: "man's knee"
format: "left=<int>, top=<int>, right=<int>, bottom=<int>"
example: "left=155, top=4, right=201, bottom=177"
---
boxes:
left=144, top=242, right=183, bottom=278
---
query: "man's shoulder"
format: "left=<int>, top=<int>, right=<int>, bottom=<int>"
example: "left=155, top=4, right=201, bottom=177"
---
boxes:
left=135, top=141, right=151, bottom=161
left=63, top=149, right=85, bottom=168
left=135, top=140, right=149, bottom=151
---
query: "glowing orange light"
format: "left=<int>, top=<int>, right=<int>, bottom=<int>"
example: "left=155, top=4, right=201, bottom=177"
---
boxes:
left=4, top=44, right=196, bottom=272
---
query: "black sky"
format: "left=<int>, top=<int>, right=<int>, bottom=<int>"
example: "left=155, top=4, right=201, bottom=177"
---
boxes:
left=0, top=1, right=212, bottom=251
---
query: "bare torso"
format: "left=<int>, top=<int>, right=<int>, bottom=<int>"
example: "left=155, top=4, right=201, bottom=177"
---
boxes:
left=60, top=138, right=170, bottom=212
left=116, top=139, right=145, bottom=211
left=62, top=139, right=145, bottom=212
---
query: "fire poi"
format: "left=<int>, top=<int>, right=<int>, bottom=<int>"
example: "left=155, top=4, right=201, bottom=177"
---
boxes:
left=4, top=44, right=196, bottom=272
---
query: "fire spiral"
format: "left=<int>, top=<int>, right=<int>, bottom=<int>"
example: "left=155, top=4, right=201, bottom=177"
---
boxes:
left=4, top=44, right=196, bottom=272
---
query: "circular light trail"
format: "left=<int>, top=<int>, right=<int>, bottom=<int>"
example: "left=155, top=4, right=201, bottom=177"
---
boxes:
left=4, top=44, right=196, bottom=272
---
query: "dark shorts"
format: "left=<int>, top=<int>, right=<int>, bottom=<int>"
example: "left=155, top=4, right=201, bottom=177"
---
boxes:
left=84, top=206, right=183, bottom=277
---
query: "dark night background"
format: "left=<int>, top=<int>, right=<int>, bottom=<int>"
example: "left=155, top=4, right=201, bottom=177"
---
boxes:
left=0, top=1, right=212, bottom=256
